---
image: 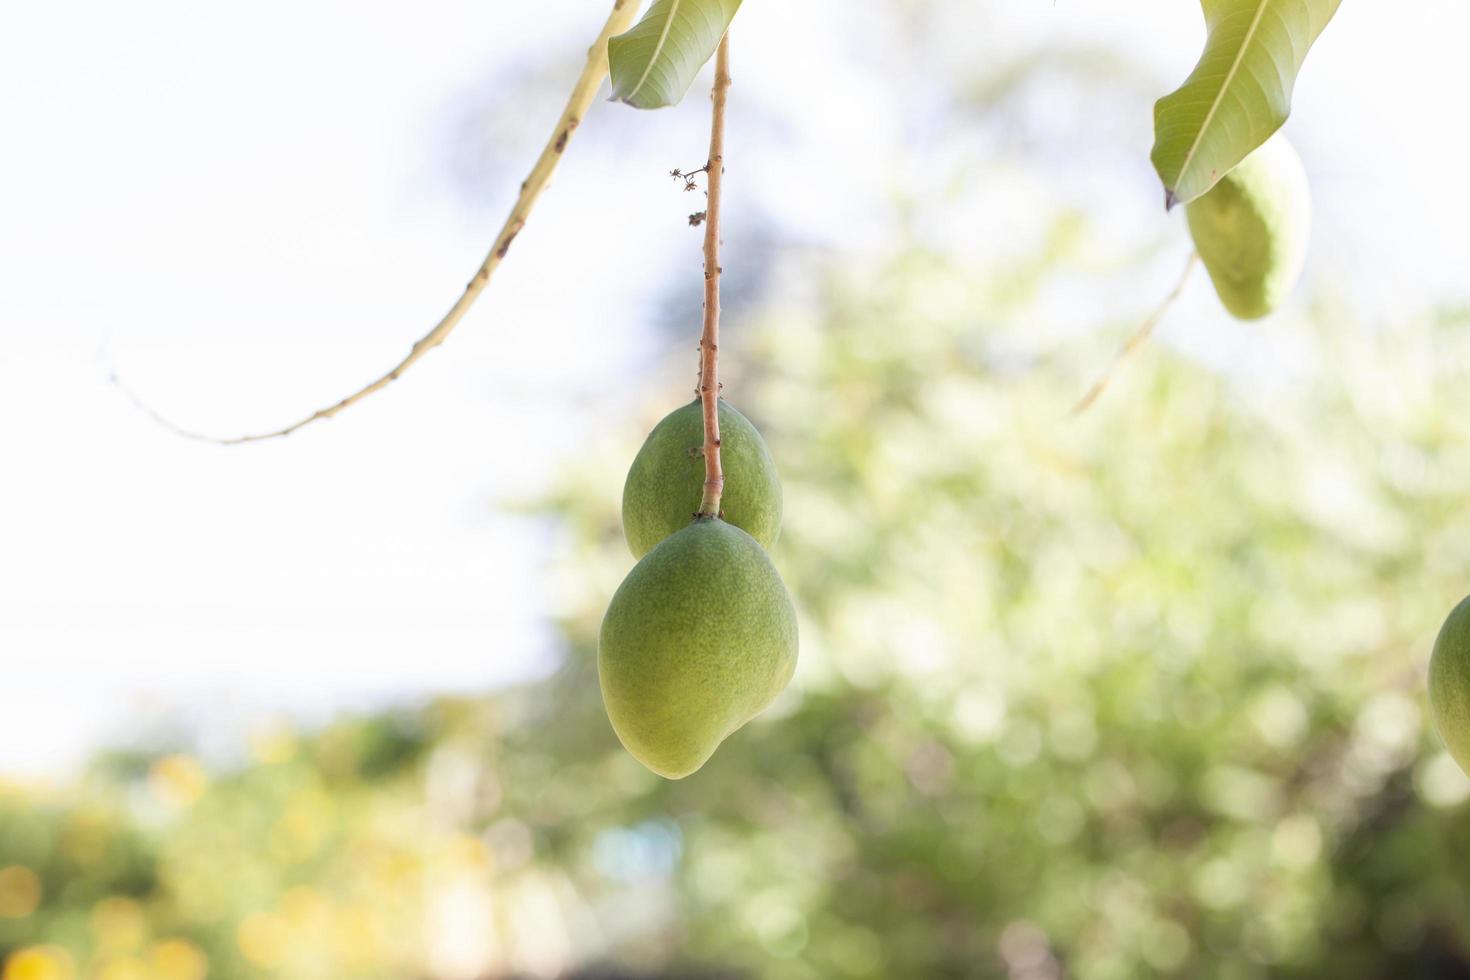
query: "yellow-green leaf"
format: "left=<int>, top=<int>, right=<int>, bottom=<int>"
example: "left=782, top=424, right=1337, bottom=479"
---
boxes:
left=1152, top=0, right=1342, bottom=208
left=608, top=0, right=741, bottom=110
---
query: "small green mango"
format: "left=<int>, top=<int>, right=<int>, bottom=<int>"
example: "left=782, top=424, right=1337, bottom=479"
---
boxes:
left=622, top=399, right=782, bottom=558
left=1186, top=133, right=1311, bottom=321
left=1430, top=595, right=1470, bottom=776
left=599, top=518, right=798, bottom=779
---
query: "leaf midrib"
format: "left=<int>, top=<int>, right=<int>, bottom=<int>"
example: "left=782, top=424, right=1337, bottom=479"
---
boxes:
left=624, top=0, right=684, bottom=103
left=1172, top=0, right=1274, bottom=192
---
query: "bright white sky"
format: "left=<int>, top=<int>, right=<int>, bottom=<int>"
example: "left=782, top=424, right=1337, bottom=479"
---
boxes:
left=2, top=1, right=1467, bottom=775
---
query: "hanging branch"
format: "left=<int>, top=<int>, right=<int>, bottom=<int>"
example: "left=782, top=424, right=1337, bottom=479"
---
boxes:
left=115, top=0, right=640, bottom=445
left=696, top=35, right=732, bottom=518
left=1070, top=252, right=1198, bottom=417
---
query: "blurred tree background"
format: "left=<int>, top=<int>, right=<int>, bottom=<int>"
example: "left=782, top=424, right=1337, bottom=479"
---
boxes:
left=8, top=241, right=1470, bottom=979
left=5, top=3, right=1470, bottom=979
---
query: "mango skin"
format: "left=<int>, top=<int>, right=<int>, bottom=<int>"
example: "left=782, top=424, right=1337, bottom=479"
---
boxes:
left=622, top=400, right=782, bottom=559
left=598, top=518, right=798, bottom=779
left=1430, top=594, right=1470, bottom=776
left=1186, top=133, right=1311, bottom=321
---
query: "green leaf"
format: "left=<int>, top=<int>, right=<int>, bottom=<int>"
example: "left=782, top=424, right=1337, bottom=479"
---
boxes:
left=1151, top=0, right=1342, bottom=208
left=608, top=0, right=741, bottom=110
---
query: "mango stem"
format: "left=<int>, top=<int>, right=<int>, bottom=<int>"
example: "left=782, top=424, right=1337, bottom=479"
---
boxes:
left=696, top=35, right=732, bottom=518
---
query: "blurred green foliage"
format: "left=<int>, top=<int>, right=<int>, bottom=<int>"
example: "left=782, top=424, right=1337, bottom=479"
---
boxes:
left=6, top=220, right=1470, bottom=979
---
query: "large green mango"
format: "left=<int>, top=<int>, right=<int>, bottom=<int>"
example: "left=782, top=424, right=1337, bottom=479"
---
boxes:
left=599, top=518, right=798, bottom=779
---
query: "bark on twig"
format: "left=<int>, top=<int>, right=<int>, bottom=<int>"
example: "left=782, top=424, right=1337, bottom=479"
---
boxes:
left=118, top=0, right=640, bottom=444
left=1071, top=252, right=1199, bottom=417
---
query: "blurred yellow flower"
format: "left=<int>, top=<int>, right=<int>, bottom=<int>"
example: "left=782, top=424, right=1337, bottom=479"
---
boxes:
left=330, top=904, right=383, bottom=966
left=446, top=834, right=491, bottom=871
left=270, top=790, right=332, bottom=864
left=2, top=946, right=75, bottom=980
left=90, top=897, right=147, bottom=952
left=149, top=756, right=208, bottom=809
left=93, top=957, right=148, bottom=980
left=279, top=886, right=330, bottom=932
left=236, top=912, right=288, bottom=969
left=148, top=939, right=208, bottom=980
left=0, top=866, right=41, bottom=919
left=250, top=725, right=298, bottom=766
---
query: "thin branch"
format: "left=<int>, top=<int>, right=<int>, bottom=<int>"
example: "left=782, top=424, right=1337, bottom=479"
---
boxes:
left=696, top=35, right=732, bottom=517
left=116, top=0, right=640, bottom=445
left=1070, top=252, right=1199, bottom=417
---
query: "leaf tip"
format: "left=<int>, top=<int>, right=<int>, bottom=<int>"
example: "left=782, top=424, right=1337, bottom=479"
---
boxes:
left=1164, top=189, right=1179, bottom=212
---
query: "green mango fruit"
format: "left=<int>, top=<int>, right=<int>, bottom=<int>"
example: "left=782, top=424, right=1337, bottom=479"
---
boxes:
left=622, top=399, right=782, bottom=559
left=1186, top=133, right=1311, bottom=321
left=599, top=517, right=799, bottom=779
left=1429, top=594, right=1470, bottom=776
